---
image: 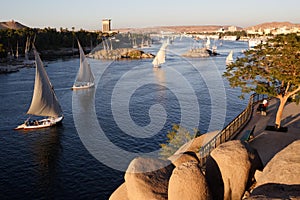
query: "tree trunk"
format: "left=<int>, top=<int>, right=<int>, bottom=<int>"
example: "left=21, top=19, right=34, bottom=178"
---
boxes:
left=275, top=97, right=288, bottom=128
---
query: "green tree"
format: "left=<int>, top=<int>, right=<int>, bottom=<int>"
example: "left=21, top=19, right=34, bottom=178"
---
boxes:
left=0, top=43, right=7, bottom=57
left=159, top=124, right=199, bottom=159
left=224, top=33, right=300, bottom=128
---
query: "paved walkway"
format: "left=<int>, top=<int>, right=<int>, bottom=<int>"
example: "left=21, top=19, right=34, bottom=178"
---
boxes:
left=236, top=98, right=300, bottom=166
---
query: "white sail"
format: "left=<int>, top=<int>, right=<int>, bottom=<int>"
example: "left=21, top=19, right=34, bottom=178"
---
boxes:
left=27, top=47, right=62, bottom=118
left=16, top=41, right=19, bottom=59
left=152, top=42, right=168, bottom=68
left=206, top=37, right=211, bottom=49
left=132, top=37, right=138, bottom=48
left=226, top=50, right=234, bottom=64
left=25, top=36, right=30, bottom=61
left=73, top=40, right=95, bottom=88
left=23, top=36, right=35, bottom=66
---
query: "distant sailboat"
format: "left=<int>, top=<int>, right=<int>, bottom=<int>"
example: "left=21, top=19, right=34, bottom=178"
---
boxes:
left=226, top=50, right=234, bottom=65
left=72, top=40, right=95, bottom=90
left=25, top=37, right=29, bottom=60
left=152, top=42, right=168, bottom=68
left=206, top=37, right=211, bottom=49
left=15, top=46, right=63, bottom=130
left=132, top=37, right=138, bottom=48
left=23, top=36, right=35, bottom=66
left=16, top=41, right=19, bottom=59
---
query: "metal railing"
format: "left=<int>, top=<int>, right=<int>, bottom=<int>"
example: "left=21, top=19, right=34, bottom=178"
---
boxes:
left=199, top=93, right=267, bottom=167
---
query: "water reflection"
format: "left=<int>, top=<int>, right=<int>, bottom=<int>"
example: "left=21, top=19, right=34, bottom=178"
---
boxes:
left=153, top=67, right=167, bottom=105
left=72, top=88, right=95, bottom=113
left=32, top=127, right=62, bottom=197
left=153, top=67, right=166, bottom=85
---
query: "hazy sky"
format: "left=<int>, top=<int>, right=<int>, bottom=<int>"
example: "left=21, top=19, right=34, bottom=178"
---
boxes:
left=2, top=0, right=299, bottom=30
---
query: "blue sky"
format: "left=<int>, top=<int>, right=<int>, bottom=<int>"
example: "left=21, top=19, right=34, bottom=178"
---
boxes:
left=2, top=0, right=300, bottom=30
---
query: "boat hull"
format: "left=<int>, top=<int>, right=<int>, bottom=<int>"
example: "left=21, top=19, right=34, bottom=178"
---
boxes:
left=71, top=83, right=95, bottom=90
left=15, top=116, right=64, bottom=130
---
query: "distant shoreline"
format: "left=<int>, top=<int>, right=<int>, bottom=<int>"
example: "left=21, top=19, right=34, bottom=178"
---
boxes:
left=0, top=47, right=86, bottom=74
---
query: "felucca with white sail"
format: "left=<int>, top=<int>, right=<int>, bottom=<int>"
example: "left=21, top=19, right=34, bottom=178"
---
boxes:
left=152, top=42, right=168, bottom=68
left=72, top=40, right=95, bottom=90
left=226, top=50, right=234, bottom=65
left=23, top=36, right=35, bottom=66
left=15, top=46, right=63, bottom=130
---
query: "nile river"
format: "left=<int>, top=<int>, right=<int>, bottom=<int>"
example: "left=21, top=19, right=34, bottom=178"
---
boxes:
left=0, top=37, right=249, bottom=199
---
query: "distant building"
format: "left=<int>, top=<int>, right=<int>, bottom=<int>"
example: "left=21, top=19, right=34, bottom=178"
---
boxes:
left=246, top=28, right=263, bottom=35
left=102, top=19, right=111, bottom=32
left=228, top=26, right=237, bottom=32
left=264, top=28, right=272, bottom=35
left=246, top=25, right=300, bottom=36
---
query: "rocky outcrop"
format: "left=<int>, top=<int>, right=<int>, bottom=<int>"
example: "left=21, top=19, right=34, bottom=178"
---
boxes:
left=124, top=157, right=175, bottom=200
left=0, top=20, right=28, bottom=30
left=109, top=183, right=128, bottom=200
left=109, top=135, right=299, bottom=200
left=182, top=48, right=210, bottom=58
left=168, top=151, right=200, bottom=167
left=167, top=131, right=219, bottom=167
left=206, top=140, right=262, bottom=200
left=89, top=48, right=154, bottom=60
left=173, top=131, right=219, bottom=159
left=181, top=47, right=219, bottom=58
left=249, top=140, right=300, bottom=199
left=168, top=161, right=212, bottom=200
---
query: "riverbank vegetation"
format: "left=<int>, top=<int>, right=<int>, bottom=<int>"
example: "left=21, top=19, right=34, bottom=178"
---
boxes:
left=0, top=27, right=116, bottom=59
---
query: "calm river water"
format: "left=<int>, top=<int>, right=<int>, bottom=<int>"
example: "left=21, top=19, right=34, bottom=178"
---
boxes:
left=0, top=37, right=249, bottom=199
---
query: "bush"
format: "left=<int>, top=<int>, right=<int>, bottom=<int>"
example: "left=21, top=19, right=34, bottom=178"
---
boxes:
left=159, top=124, right=199, bottom=159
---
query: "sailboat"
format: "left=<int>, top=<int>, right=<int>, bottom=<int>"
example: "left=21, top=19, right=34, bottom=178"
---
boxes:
left=72, top=40, right=95, bottom=90
left=23, top=36, right=35, bottom=67
left=15, top=46, right=63, bottom=130
left=206, top=37, right=211, bottom=49
left=152, top=42, right=168, bottom=68
left=16, top=41, right=19, bottom=59
left=226, top=50, right=234, bottom=65
left=132, top=37, right=138, bottom=48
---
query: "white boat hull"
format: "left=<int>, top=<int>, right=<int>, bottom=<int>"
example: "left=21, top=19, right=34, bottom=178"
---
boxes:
left=72, top=82, right=95, bottom=90
left=15, top=116, right=64, bottom=130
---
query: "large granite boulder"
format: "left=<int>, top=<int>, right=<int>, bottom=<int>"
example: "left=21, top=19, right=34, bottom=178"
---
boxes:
left=254, top=140, right=300, bottom=186
left=109, top=183, right=128, bottom=200
left=168, top=161, right=212, bottom=200
left=124, top=157, right=175, bottom=200
left=206, top=140, right=262, bottom=200
left=250, top=140, right=300, bottom=199
left=168, top=151, right=200, bottom=167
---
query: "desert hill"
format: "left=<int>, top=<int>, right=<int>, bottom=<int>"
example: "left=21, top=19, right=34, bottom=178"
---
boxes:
left=1, top=20, right=299, bottom=33
left=245, top=21, right=300, bottom=30
left=116, top=25, right=243, bottom=33
left=0, top=20, right=28, bottom=30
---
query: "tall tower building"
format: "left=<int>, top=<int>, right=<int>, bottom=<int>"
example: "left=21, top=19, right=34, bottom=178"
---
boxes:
left=102, top=19, right=111, bottom=32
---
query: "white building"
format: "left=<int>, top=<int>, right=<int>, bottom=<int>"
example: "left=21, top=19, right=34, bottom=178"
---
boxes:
left=102, top=19, right=111, bottom=32
left=228, top=26, right=237, bottom=32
